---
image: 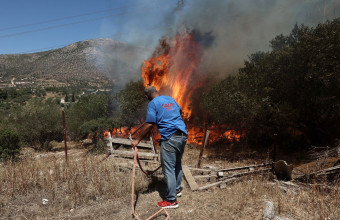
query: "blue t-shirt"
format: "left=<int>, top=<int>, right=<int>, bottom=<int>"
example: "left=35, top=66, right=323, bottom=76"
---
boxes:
left=145, top=95, right=188, bottom=140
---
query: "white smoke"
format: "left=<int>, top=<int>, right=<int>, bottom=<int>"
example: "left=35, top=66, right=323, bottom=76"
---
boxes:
left=174, top=0, right=340, bottom=76
left=93, top=0, right=340, bottom=84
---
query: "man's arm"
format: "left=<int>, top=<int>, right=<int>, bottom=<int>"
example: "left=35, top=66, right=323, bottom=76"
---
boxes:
left=131, top=123, right=153, bottom=148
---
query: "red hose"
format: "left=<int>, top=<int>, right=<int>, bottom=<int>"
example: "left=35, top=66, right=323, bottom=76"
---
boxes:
left=131, top=147, right=170, bottom=220
left=136, top=154, right=162, bottom=176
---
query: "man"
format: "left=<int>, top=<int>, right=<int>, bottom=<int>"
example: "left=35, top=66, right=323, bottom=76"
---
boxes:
left=131, top=86, right=188, bottom=209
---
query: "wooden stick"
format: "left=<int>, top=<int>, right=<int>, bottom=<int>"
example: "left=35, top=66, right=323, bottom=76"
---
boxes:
left=62, top=110, right=68, bottom=162
left=110, top=137, right=153, bottom=149
left=197, top=129, right=210, bottom=168
left=182, top=165, right=199, bottom=191
left=313, top=164, right=340, bottom=176
left=199, top=178, right=236, bottom=190
left=111, top=150, right=158, bottom=160
left=188, top=167, right=212, bottom=172
left=150, top=136, right=156, bottom=155
left=193, top=174, right=218, bottom=179
left=216, top=163, right=272, bottom=172
left=218, top=168, right=272, bottom=181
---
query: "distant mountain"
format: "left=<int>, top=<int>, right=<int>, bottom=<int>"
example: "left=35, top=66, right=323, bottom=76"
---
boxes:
left=0, top=39, right=151, bottom=89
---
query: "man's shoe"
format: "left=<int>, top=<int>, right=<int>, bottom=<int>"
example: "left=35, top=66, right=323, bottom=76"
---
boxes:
left=157, top=200, right=179, bottom=209
left=176, top=190, right=182, bottom=197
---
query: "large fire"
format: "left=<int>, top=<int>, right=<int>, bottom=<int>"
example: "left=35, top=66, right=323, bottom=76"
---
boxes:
left=141, top=30, right=203, bottom=119
left=103, top=29, right=243, bottom=145
left=140, top=29, right=243, bottom=145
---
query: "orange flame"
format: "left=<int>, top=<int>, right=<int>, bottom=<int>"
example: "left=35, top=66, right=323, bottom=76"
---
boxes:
left=223, top=130, right=242, bottom=142
left=141, top=30, right=203, bottom=119
left=140, top=29, right=244, bottom=145
left=103, top=127, right=131, bottom=139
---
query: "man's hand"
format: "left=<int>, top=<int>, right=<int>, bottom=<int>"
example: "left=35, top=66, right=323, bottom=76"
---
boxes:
left=131, top=123, right=153, bottom=149
left=131, top=140, right=139, bottom=149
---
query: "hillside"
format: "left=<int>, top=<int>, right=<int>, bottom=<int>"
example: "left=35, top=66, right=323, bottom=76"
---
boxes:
left=0, top=39, right=150, bottom=89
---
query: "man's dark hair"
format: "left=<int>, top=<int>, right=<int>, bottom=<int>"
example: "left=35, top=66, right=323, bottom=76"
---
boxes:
left=144, top=86, right=158, bottom=98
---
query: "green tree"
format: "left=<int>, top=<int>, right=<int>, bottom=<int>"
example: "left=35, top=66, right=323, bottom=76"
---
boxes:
left=65, top=92, right=69, bottom=102
left=0, top=89, right=7, bottom=100
left=203, top=75, right=255, bottom=127
left=204, top=18, right=340, bottom=148
left=0, top=129, right=21, bottom=161
left=15, top=98, right=63, bottom=151
left=66, top=94, right=110, bottom=138
left=78, top=117, right=115, bottom=154
left=114, top=80, right=147, bottom=128
left=71, top=93, right=76, bottom=102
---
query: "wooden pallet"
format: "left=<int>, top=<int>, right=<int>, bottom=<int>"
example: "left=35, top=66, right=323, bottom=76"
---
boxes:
left=183, top=163, right=273, bottom=191
left=106, top=133, right=158, bottom=161
left=296, top=164, right=340, bottom=182
left=108, top=137, right=154, bottom=149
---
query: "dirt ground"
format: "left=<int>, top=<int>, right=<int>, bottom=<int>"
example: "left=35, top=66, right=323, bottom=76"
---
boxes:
left=1, top=141, right=339, bottom=220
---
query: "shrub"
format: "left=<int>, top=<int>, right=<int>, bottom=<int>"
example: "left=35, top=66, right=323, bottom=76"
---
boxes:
left=0, top=129, right=21, bottom=161
left=15, top=98, right=63, bottom=151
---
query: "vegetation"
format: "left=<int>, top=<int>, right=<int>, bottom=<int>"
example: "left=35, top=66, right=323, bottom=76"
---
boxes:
left=0, top=146, right=339, bottom=219
left=203, top=19, right=340, bottom=149
left=0, top=78, right=147, bottom=153
left=78, top=118, right=115, bottom=153
left=0, top=19, right=339, bottom=154
left=65, top=94, right=110, bottom=139
left=13, top=98, right=63, bottom=151
left=0, top=129, right=21, bottom=161
left=114, top=80, right=148, bottom=128
left=0, top=17, right=339, bottom=220
left=65, top=80, right=147, bottom=151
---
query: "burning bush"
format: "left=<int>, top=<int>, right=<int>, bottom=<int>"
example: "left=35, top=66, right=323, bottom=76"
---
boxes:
left=138, top=19, right=340, bottom=150
left=204, top=19, right=340, bottom=149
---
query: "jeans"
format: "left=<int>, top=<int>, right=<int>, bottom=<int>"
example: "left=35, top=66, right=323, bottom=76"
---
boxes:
left=160, top=132, right=187, bottom=202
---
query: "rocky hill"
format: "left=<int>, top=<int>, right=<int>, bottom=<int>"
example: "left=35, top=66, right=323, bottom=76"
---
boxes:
left=0, top=39, right=150, bottom=89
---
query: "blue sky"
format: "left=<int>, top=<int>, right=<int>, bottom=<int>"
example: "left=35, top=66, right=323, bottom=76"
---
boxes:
left=0, top=0, right=176, bottom=54
left=0, top=0, right=338, bottom=56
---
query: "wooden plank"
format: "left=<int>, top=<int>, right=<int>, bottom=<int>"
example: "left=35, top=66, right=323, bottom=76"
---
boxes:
left=189, top=167, right=213, bottom=176
left=149, top=136, right=158, bottom=162
left=199, top=178, right=236, bottom=190
left=210, top=176, right=216, bottom=183
left=193, top=174, right=217, bottom=179
left=219, top=168, right=272, bottom=181
left=188, top=167, right=212, bottom=173
left=315, top=165, right=340, bottom=176
left=112, top=150, right=158, bottom=160
left=108, top=156, right=160, bottom=165
left=106, top=133, right=114, bottom=152
left=197, top=129, right=210, bottom=168
left=182, top=165, right=199, bottom=191
left=111, top=137, right=153, bottom=149
left=150, top=136, right=156, bottom=154
left=216, top=163, right=272, bottom=172
left=320, top=164, right=340, bottom=173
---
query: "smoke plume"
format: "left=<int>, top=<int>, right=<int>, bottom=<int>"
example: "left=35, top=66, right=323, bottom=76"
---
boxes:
left=94, top=0, right=340, bottom=85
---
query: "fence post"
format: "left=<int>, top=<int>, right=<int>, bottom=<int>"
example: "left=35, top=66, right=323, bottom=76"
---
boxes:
left=62, top=110, right=68, bottom=162
left=197, top=129, right=210, bottom=168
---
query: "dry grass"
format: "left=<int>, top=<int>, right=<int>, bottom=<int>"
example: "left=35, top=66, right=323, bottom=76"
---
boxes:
left=0, top=151, right=148, bottom=219
left=0, top=144, right=339, bottom=219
